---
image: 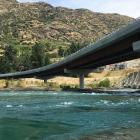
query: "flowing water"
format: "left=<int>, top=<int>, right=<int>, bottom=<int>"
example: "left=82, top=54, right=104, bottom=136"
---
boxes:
left=0, top=91, right=139, bottom=140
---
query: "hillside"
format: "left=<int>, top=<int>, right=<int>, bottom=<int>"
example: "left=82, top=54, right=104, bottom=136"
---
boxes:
left=0, top=0, right=135, bottom=73
left=0, top=0, right=132, bottom=46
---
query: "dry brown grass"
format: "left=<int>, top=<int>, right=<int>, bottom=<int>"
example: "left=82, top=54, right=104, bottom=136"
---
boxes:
left=48, top=69, right=139, bottom=88
left=0, top=68, right=139, bottom=89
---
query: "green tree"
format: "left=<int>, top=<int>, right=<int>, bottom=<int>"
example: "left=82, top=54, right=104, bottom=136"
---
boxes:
left=58, top=46, right=65, bottom=57
left=66, top=42, right=88, bottom=56
left=17, top=46, right=32, bottom=71
left=2, top=44, right=18, bottom=73
left=31, top=42, right=50, bottom=68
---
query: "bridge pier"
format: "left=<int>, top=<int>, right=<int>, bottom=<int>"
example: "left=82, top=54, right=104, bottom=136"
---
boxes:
left=64, top=69, right=94, bottom=89
left=44, top=79, right=47, bottom=84
left=79, top=74, right=84, bottom=89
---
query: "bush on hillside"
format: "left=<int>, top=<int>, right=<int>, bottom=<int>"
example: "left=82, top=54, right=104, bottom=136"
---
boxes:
left=98, top=78, right=110, bottom=88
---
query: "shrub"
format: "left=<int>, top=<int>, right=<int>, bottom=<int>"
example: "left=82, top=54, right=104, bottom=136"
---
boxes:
left=90, top=83, right=99, bottom=89
left=98, top=78, right=110, bottom=88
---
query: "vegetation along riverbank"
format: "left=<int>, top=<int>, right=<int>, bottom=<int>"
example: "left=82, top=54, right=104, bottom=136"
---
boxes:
left=0, top=68, right=139, bottom=92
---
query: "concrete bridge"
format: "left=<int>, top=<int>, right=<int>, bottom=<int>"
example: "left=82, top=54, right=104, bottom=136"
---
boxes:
left=0, top=18, right=140, bottom=89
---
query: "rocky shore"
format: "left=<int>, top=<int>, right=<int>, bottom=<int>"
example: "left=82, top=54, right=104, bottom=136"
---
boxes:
left=62, top=87, right=140, bottom=94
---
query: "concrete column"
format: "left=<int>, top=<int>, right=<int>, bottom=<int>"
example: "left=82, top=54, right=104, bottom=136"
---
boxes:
left=44, top=79, right=47, bottom=84
left=79, top=74, right=84, bottom=89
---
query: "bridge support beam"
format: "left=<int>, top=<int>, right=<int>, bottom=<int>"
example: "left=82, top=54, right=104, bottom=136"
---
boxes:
left=79, top=74, right=84, bottom=89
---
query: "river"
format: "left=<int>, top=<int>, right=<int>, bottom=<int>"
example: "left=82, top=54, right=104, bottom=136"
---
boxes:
left=0, top=91, right=139, bottom=140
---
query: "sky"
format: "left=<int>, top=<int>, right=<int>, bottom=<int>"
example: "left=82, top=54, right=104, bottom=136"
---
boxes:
left=18, top=0, right=140, bottom=18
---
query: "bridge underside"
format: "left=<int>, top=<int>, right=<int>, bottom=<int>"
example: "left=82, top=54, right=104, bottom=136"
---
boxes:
left=38, top=33, right=140, bottom=79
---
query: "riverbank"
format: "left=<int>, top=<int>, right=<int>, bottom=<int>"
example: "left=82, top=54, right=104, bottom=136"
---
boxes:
left=0, top=69, right=139, bottom=93
left=0, top=87, right=140, bottom=96
left=62, top=87, right=140, bottom=94
left=0, top=69, right=137, bottom=90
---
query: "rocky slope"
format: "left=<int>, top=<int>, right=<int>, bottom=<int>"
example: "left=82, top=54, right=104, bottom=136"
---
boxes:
left=119, top=71, right=140, bottom=88
left=0, top=0, right=132, bottom=48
